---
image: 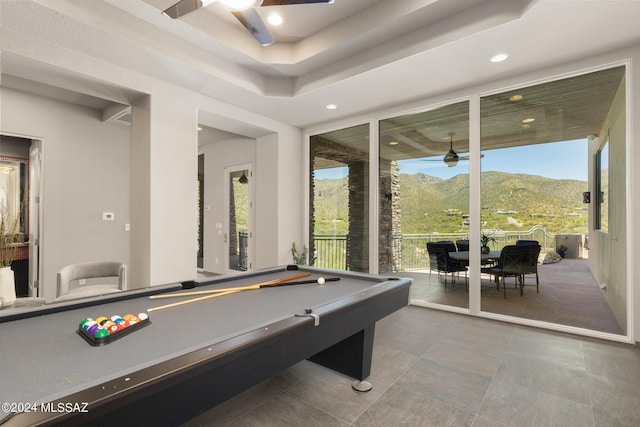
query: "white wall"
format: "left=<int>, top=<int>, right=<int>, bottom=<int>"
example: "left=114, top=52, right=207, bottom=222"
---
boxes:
left=254, top=129, right=305, bottom=269
left=0, top=88, right=131, bottom=301
left=2, top=78, right=304, bottom=300
left=588, top=78, right=627, bottom=333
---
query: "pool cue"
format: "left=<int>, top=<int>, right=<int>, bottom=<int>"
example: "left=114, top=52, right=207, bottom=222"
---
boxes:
left=147, top=288, right=241, bottom=312
left=149, top=275, right=339, bottom=299
left=147, top=273, right=318, bottom=312
left=149, top=272, right=311, bottom=300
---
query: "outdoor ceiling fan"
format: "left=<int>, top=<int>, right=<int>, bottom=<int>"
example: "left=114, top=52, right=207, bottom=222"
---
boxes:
left=423, top=132, right=482, bottom=168
left=163, top=0, right=334, bottom=46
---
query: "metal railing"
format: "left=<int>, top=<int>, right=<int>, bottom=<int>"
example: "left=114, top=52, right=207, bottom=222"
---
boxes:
left=313, top=226, right=561, bottom=271
left=312, top=235, right=347, bottom=269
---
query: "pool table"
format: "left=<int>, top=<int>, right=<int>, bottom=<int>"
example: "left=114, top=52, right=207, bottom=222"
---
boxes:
left=0, top=266, right=411, bottom=426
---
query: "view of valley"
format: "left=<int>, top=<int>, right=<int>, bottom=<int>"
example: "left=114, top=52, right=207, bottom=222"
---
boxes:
left=313, top=171, right=589, bottom=236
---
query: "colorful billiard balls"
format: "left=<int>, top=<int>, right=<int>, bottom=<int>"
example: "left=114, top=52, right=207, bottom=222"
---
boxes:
left=80, top=311, right=149, bottom=344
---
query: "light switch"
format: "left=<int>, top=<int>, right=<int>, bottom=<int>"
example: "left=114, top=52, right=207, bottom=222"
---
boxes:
left=102, top=212, right=114, bottom=221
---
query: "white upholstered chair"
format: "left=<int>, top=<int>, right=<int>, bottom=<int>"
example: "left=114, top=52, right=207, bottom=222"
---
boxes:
left=55, top=262, right=127, bottom=301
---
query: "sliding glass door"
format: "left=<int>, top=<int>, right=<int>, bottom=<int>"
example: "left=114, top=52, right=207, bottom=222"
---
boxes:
left=309, top=65, right=627, bottom=338
left=479, top=66, right=626, bottom=335
left=378, top=101, right=470, bottom=310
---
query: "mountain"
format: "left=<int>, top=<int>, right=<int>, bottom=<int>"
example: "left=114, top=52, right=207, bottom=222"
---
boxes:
left=312, top=172, right=588, bottom=235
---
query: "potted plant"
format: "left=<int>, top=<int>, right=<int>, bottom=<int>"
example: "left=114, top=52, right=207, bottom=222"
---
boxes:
left=291, top=242, right=316, bottom=266
left=0, top=205, right=22, bottom=307
left=480, top=233, right=496, bottom=254
left=556, top=244, right=568, bottom=258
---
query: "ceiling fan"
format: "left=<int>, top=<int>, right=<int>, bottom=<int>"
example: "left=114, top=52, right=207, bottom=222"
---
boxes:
left=423, top=132, right=482, bottom=168
left=163, top=0, right=335, bottom=46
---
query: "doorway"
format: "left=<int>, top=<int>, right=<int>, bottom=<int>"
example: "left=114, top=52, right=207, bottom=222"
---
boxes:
left=225, top=165, right=252, bottom=273
left=0, top=134, right=43, bottom=299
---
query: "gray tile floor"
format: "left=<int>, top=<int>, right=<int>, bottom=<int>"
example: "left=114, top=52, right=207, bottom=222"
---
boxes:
left=183, top=306, right=640, bottom=427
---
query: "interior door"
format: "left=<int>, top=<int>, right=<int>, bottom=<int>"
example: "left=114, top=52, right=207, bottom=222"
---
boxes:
left=225, top=165, right=253, bottom=273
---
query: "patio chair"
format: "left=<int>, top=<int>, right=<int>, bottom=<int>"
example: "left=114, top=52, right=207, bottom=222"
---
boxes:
left=455, top=239, right=469, bottom=251
left=426, top=241, right=468, bottom=290
left=483, top=245, right=529, bottom=298
left=520, top=244, right=542, bottom=292
left=516, top=239, right=539, bottom=246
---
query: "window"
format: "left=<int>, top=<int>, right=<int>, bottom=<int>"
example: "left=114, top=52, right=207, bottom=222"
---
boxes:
left=310, top=124, right=369, bottom=272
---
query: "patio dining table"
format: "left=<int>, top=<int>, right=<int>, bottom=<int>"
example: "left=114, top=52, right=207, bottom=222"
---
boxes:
left=448, top=250, right=501, bottom=262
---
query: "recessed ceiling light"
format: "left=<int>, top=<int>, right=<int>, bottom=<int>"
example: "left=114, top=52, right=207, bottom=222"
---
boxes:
left=522, top=124, right=530, bottom=129
left=326, top=104, right=337, bottom=110
left=389, top=141, right=398, bottom=146
left=267, top=13, right=283, bottom=26
left=522, top=118, right=535, bottom=123
left=509, top=94, right=523, bottom=102
left=490, top=53, right=509, bottom=63
left=197, top=126, right=203, bottom=131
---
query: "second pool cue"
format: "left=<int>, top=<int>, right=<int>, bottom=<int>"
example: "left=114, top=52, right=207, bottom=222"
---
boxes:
left=149, top=272, right=311, bottom=299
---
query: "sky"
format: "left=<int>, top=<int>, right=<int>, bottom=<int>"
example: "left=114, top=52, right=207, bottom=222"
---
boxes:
left=315, top=139, right=589, bottom=182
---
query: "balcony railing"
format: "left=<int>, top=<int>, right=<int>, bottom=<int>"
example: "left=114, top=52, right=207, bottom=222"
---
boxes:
left=313, top=225, right=560, bottom=271
left=313, top=235, right=347, bottom=269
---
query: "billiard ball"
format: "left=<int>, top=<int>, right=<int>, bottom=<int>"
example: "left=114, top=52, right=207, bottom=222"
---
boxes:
left=123, top=314, right=138, bottom=324
left=94, top=329, right=109, bottom=339
left=82, top=320, right=97, bottom=331
left=317, top=277, right=326, bottom=285
left=137, top=313, right=148, bottom=321
left=95, top=316, right=109, bottom=326
left=102, top=320, right=115, bottom=330
left=79, top=318, right=93, bottom=329
left=116, top=320, right=129, bottom=331
left=108, top=324, right=119, bottom=334
left=87, top=323, right=101, bottom=335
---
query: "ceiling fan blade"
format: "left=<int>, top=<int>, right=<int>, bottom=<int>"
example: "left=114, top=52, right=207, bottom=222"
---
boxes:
left=260, top=0, right=334, bottom=6
left=458, top=154, right=485, bottom=160
left=231, top=8, right=275, bottom=46
left=163, top=0, right=203, bottom=19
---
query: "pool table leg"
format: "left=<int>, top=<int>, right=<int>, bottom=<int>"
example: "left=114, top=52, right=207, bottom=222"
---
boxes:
left=308, top=325, right=375, bottom=391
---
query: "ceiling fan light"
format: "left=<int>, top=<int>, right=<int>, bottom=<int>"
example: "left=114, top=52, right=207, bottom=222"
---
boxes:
left=444, top=150, right=459, bottom=167
left=219, top=0, right=257, bottom=11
